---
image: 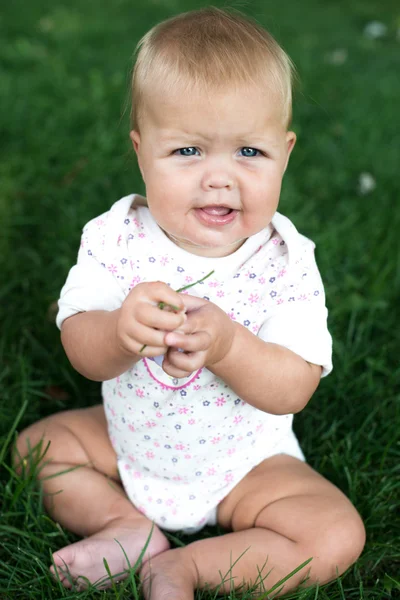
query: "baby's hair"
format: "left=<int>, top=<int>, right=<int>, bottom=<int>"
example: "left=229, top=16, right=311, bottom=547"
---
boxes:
left=130, top=6, right=297, bottom=131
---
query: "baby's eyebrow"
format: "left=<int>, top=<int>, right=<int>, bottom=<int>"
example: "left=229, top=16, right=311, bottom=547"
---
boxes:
left=158, top=130, right=276, bottom=146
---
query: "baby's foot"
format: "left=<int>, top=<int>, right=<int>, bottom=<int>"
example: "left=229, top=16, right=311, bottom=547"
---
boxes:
left=50, top=516, right=170, bottom=590
left=140, top=547, right=198, bottom=600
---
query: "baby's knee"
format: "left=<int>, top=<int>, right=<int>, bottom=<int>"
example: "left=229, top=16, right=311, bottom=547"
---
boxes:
left=309, top=509, right=366, bottom=581
left=14, top=413, right=84, bottom=476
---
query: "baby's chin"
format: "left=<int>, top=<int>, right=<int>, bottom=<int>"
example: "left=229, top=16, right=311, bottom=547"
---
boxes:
left=164, top=230, right=247, bottom=257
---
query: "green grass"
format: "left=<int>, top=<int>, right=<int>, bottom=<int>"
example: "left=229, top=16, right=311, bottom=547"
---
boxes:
left=0, top=0, right=399, bottom=597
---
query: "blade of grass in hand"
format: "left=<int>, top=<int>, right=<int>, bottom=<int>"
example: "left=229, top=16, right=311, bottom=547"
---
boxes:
left=139, top=270, right=214, bottom=353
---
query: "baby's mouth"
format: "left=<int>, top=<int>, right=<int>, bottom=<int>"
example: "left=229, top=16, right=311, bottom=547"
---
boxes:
left=195, top=205, right=238, bottom=226
left=200, top=206, right=233, bottom=216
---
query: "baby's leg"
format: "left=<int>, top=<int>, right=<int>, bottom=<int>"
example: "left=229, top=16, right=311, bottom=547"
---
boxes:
left=141, top=455, right=365, bottom=599
left=15, top=406, right=169, bottom=588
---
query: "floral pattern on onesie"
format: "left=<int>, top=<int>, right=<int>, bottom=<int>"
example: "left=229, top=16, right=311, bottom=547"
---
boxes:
left=57, top=194, right=332, bottom=531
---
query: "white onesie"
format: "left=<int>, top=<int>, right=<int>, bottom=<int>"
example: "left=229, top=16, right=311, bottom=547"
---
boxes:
left=57, top=194, right=332, bottom=533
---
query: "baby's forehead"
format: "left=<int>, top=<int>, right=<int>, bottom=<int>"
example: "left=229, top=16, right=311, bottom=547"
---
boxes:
left=142, top=84, right=286, bottom=133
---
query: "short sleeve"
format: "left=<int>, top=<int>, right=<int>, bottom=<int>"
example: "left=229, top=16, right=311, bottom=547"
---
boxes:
left=258, top=240, right=333, bottom=377
left=56, top=213, right=126, bottom=330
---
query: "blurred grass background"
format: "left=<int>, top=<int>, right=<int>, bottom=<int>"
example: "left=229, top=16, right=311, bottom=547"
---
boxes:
left=0, top=0, right=399, bottom=597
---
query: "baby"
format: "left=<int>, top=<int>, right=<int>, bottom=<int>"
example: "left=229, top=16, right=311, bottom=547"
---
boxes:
left=16, top=7, right=365, bottom=598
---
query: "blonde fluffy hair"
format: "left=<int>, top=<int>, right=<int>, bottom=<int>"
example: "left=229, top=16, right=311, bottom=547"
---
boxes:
left=130, top=6, right=296, bottom=131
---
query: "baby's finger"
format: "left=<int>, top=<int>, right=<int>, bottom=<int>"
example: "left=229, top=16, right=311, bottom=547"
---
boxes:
left=162, top=357, right=193, bottom=379
left=166, top=348, right=206, bottom=374
left=164, top=330, right=210, bottom=352
left=138, top=302, right=186, bottom=331
left=120, top=322, right=167, bottom=355
left=144, top=282, right=185, bottom=311
left=179, top=293, right=208, bottom=312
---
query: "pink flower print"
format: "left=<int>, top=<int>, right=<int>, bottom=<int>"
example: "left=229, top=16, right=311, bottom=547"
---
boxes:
left=147, top=496, right=153, bottom=503
left=136, top=389, right=144, bottom=398
left=175, top=443, right=185, bottom=451
left=124, top=463, right=131, bottom=470
left=272, top=238, right=279, bottom=245
left=185, top=276, right=193, bottom=283
left=133, top=218, right=139, bottom=227
left=225, top=472, right=234, bottom=483
left=138, top=232, right=145, bottom=238
left=178, top=406, right=189, bottom=414
left=128, top=454, right=136, bottom=462
left=188, top=418, right=196, bottom=425
left=227, top=448, right=236, bottom=456
left=237, top=436, right=244, bottom=442
left=255, top=424, right=264, bottom=433
left=154, top=441, right=160, bottom=447
left=248, top=293, right=259, bottom=304
left=184, top=454, right=192, bottom=459
left=146, top=421, right=156, bottom=428
left=252, top=325, right=259, bottom=333
left=193, top=385, right=201, bottom=391
left=215, top=397, right=226, bottom=407
left=211, top=436, right=221, bottom=444
left=227, top=312, right=237, bottom=321
left=233, top=415, right=243, bottom=425
left=128, top=424, right=135, bottom=433
left=216, top=290, right=225, bottom=297
left=160, top=256, right=169, bottom=266
left=133, top=471, right=142, bottom=479
left=116, top=376, right=120, bottom=384
left=278, top=268, right=286, bottom=278
left=258, top=276, right=266, bottom=284
left=145, top=450, right=155, bottom=459
left=156, top=411, right=163, bottom=418
left=117, top=234, right=122, bottom=246
left=208, top=280, right=220, bottom=288
left=298, top=294, right=307, bottom=301
left=110, top=407, right=116, bottom=417
left=130, top=275, right=141, bottom=287
left=172, top=475, right=182, bottom=481
left=207, top=467, right=216, bottom=476
left=108, top=264, right=118, bottom=274
left=95, top=218, right=105, bottom=226
left=166, top=498, right=174, bottom=506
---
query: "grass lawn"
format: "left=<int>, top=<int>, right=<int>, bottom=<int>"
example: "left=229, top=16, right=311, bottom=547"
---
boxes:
left=0, top=0, right=399, bottom=597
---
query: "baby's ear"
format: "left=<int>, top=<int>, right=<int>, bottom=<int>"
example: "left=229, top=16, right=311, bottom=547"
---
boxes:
left=283, top=131, right=296, bottom=173
left=130, top=131, right=145, bottom=180
left=130, top=130, right=141, bottom=154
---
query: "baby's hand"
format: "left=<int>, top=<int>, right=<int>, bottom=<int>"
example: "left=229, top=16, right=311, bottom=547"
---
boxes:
left=116, top=282, right=186, bottom=358
left=162, top=294, right=235, bottom=378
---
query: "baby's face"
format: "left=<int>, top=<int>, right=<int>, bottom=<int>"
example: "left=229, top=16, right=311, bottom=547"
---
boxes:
left=131, top=85, right=296, bottom=257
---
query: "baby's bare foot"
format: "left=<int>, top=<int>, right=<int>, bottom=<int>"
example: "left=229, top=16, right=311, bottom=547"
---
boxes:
left=50, top=516, right=169, bottom=589
left=140, top=547, right=198, bottom=600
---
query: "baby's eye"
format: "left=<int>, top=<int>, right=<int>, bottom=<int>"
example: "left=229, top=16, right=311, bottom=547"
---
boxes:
left=175, top=147, right=199, bottom=156
left=239, top=147, right=261, bottom=157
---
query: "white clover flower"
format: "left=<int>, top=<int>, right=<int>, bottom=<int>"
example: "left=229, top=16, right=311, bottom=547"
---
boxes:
left=363, top=21, right=388, bottom=39
left=358, top=173, right=376, bottom=195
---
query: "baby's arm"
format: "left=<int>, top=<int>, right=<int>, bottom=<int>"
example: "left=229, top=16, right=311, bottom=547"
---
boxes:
left=164, top=297, right=320, bottom=415
left=209, top=322, right=321, bottom=415
left=61, top=282, right=186, bottom=382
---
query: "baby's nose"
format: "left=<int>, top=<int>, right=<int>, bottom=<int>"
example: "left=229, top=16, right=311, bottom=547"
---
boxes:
left=202, top=169, right=235, bottom=190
